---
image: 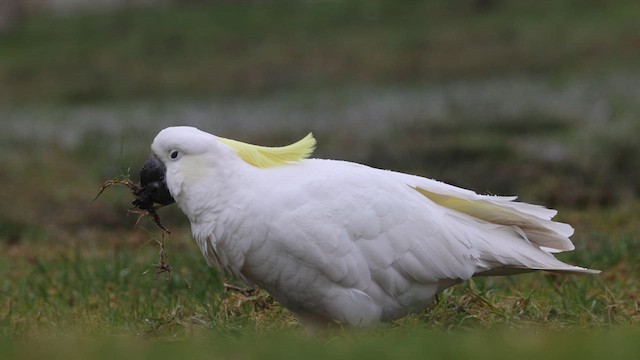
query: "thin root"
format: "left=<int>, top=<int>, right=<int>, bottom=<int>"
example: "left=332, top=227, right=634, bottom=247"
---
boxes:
left=95, top=175, right=172, bottom=277
left=224, top=283, right=259, bottom=297
left=154, top=233, right=172, bottom=277
left=129, top=208, right=171, bottom=234
left=93, top=177, right=140, bottom=202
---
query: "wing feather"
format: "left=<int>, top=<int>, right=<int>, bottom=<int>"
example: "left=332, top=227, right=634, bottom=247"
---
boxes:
left=231, top=158, right=598, bottom=325
left=401, top=175, right=575, bottom=252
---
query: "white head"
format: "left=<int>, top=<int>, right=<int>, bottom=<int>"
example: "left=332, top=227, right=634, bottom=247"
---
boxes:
left=147, top=127, right=236, bottom=202
left=151, top=127, right=230, bottom=164
left=139, top=126, right=316, bottom=208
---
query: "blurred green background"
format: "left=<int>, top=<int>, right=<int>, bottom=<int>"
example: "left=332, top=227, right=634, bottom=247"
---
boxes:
left=2, top=0, right=640, bottom=205
left=1, top=0, right=640, bottom=356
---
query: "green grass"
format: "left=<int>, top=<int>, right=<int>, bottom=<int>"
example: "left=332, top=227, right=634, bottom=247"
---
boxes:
left=2, top=0, right=640, bottom=356
left=0, top=142, right=637, bottom=358
left=1, top=0, right=640, bottom=104
left=1, top=121, right=639, bottom=357
left=1, top=132, right=639, bottom=343
left=0, top=327, right=638, bottom=360
left=0, top=163, right=640, bottom=340
left=2, top=327, right=640, bottom=360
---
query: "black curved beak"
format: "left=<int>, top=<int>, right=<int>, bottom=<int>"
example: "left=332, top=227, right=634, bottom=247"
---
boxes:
left=133, top=154, right=175, bottom=210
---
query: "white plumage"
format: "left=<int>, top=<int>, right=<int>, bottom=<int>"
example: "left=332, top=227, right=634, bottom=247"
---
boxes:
left=149, top=126, right=598, bottom=327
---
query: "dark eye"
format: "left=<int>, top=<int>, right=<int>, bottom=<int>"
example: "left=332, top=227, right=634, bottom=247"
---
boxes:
left=170, top=150, right=179, bottom=159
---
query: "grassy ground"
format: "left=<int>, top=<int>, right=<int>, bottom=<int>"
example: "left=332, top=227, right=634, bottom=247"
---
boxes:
left=0, top=202, right=639, bottom=356
left=2, top=0, right=640, bottom=357
left=0, top=139, right=639, bottom=357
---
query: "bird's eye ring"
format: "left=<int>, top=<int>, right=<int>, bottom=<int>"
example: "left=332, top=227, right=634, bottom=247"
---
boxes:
left=169, top=150, right=180, bottom=160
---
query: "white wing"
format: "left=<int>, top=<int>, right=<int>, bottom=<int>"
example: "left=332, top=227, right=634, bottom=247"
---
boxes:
left=399, top=172, right=575, bottom=253
left=202, top=159, right=598, bottom=325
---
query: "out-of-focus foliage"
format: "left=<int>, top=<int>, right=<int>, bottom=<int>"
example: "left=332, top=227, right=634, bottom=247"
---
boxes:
left=1, top=0, right=639, bottom=103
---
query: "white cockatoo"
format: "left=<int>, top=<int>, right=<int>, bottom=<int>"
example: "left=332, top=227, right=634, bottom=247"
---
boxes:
left=138, top=126, right=598, bottom=327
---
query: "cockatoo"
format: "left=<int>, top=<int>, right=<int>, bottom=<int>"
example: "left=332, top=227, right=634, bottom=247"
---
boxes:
left=139, top=126, right=598, bottom=327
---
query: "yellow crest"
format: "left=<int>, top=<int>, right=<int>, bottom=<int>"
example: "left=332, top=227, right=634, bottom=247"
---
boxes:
left=218, top=133, right=316, bottom=168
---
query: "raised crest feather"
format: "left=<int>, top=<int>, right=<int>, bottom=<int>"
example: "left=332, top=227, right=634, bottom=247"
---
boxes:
left=218, top=133, right=316, bottom=168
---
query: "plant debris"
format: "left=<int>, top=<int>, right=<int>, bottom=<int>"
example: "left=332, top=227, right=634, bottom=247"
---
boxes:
left=224, top=283, right=260, bottom=297
left=148, top=233, right=172, bottom=277
left=94, top=174, right=172, bottom=276
left=94, top=175, right=171, bottom=234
